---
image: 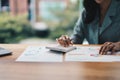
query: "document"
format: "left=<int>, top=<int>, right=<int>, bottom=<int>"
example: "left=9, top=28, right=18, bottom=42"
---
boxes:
left=16, top=46, right=63, bottom=62
left=65, top=46, right=120, bottom=62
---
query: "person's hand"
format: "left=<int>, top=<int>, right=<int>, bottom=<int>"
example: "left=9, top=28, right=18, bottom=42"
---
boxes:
left=99, top=42, right=120, bottom=55
left=56, top=35, right=73, bottom=47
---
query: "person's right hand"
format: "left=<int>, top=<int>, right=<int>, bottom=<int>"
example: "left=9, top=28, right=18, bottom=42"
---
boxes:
left=56, top=35, right=73, bottom=47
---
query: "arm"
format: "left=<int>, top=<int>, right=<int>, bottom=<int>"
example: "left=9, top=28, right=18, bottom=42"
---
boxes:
left=71, top=10, right=86, bottom=44
left=57, top=10, right=86, bottom=47
left=99, top=2, right=120, bottom=55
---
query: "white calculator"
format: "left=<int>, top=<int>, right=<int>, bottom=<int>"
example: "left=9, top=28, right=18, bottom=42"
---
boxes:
left=46, top=45, right=76, bottom=53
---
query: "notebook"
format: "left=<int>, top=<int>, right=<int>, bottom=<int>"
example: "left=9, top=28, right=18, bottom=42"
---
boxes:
left=46, top=45, right=76, bottom=53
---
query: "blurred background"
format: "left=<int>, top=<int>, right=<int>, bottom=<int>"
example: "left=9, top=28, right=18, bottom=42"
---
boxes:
left=0, top=0, right=84, bottom=44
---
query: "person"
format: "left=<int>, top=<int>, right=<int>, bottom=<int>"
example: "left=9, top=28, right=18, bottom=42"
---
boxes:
left=56, top=0, right=120, bottom=55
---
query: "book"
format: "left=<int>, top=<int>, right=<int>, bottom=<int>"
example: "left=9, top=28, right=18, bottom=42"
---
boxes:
left=46, top=45, right=76, bottom=53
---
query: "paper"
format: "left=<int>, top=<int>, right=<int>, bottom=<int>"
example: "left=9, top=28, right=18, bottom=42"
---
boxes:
left=66, top=46, right=100, bottom=55
left=16, top=46, right=63, bottom=62
left=65, top=46, right=120, bottom=62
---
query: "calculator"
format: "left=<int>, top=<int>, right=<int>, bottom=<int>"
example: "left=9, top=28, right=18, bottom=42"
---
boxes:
left=46, top=45, right=76, bottom=53
left=0, top=47, right=12, bottom=57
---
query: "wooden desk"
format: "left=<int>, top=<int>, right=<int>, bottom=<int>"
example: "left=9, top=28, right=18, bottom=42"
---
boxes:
left=0, top=44, right=120, bottom=80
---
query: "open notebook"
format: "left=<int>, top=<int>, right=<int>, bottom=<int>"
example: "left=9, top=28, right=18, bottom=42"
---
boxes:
left=46, top=45, right=76, bottom=53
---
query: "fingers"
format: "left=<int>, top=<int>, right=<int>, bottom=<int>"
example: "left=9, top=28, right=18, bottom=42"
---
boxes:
left=65, top=36, right=73, bottom=45
left=99, top=42, right=120, bottom=55
left=100, top=45, right=107, bottom=55
left=56, top=35, right=73, bottom=47
left=56, top=38, right=65, bottom=47
left=111, top=48, right=115, bottom=54
left=99, top=42, right=113, bottom=55
left=62, top=35, right=70, bottom=46
left=111, top=44, right=118, bottom=54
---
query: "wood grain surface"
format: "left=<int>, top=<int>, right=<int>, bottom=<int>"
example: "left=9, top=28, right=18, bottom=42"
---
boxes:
left=0, top=44, right=120, bottom=80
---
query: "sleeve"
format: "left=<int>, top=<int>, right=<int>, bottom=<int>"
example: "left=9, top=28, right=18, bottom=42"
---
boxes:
left=113, top=2, right=120, bottom=41
left=70, top=10, right=86, bottom=44
left=117, top=6, right=120, bottom=41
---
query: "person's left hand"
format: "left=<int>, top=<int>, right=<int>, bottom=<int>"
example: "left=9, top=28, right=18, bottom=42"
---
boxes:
left=99, top=42, right=120, bottom=55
